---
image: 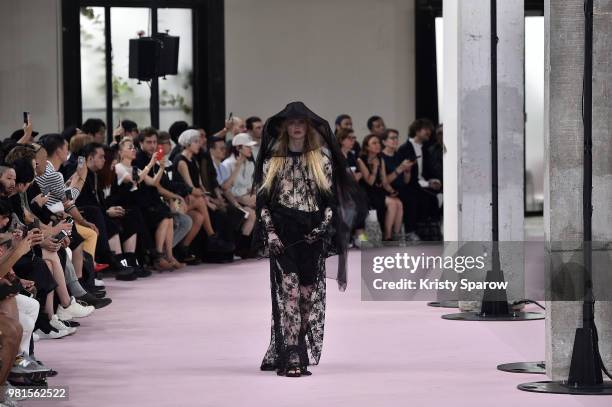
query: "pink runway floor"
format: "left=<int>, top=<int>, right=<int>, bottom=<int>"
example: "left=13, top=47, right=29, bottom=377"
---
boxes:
left=28, top=248, right=610, bottom=407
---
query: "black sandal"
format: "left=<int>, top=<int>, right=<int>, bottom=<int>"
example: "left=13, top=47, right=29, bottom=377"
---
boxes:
left=282, top=346, right=304, bottom=378
left=285, top=366, right=301, bottom=377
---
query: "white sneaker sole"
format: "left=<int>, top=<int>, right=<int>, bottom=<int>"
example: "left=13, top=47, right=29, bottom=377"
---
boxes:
left=34, top=329, right=71, bottom=340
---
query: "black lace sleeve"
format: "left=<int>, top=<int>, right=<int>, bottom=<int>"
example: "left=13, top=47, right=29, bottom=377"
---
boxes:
left=253, top=158, right=274, bottom=256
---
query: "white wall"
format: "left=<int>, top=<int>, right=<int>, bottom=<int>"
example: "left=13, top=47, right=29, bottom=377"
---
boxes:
left=224, top=0, right=415, bottom=139
left=0, top=0, right=62, bottom=138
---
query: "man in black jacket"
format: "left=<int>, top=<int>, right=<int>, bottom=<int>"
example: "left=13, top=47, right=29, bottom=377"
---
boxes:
left=76, top=143, right=151, bottom=279
left=396, top=119, right=442, bottom=240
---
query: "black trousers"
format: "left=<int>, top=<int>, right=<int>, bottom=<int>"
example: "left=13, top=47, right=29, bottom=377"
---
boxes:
left=399, top=186, right=440, bottom=233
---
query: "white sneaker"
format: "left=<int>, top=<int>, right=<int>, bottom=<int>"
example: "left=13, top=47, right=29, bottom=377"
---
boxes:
left=94, top=278, right=105, bottom=287
left=56, top=296, right=94, bottom=320
left=50, top=315, right=77, bottom=335
left=34, top=327, right=71, bottom=340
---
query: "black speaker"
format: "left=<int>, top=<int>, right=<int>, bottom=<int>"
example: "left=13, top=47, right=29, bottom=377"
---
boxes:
left=129, top=37, right=160, bottom=81
left=154, top=33, right=179, bottom=76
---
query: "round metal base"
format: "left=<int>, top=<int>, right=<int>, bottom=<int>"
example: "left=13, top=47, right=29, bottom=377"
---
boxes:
left=427, top=300, right=459, bottom=308
left=497, top=361, right=545, bottom=374
left=441, top=311, right=544, bottom=321
left=518, top=380, right=612, bottom=395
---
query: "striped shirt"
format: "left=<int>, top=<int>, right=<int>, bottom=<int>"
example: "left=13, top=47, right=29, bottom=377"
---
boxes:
left=35, top=161, right=80, bottom=212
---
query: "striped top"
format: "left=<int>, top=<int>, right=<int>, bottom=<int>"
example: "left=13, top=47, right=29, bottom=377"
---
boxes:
left=35, top=161, right=80, bottom=212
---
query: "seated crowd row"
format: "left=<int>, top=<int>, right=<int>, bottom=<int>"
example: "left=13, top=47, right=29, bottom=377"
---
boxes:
left=0, top=111, right=442, bottom=403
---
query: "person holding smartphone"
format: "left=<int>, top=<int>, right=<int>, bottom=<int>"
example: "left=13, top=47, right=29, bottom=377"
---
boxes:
left=115, top=137, right=178, bottom=271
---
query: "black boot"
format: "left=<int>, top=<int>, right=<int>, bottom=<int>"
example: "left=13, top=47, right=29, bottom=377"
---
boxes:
left=207, top=233, right=235, bottom=253
left=109, top=253, right=138, bottom=281
left=174, top=244, right=200, bottom=265
left=125, top=253, right=152, bottom=278
left=234, top=234, right=254, bottom=259
left=76, top=292, right=112, bottom=309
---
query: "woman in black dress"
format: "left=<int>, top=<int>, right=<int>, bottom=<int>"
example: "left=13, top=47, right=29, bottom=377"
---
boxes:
left=253, top=102, right=352, bottom=378
left=356, top=134, right=403, bottom=241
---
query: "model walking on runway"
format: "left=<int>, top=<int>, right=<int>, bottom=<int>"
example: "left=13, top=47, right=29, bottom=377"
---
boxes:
left=253, top=102, right=352, bottom=378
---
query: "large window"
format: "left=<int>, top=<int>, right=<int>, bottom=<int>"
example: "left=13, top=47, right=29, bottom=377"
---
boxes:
left=79, top=6, right=193, bottom=133
left=62, top=0, right=225, bottom=141
left=432, top=14, right=544, bottom=215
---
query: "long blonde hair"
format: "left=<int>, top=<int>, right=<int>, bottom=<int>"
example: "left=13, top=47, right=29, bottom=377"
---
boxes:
left=260, top=120, right=331, bottom=194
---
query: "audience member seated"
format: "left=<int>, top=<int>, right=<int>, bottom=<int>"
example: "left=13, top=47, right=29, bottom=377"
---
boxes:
left=81, top=118, right=107, bottom=145
left=335, top=114, right=360, bottom=156
left=214, top=115, right=247, bottom=153
left=245, top=116, right=263, bottom=161
left=425, top=124, right=444, bottom=184
left=76, top=142, right=152, bottom=280
left=114, top=138, right=179, bottom=271
left=381, top=129, right=414, bottom=195
left=169, top=130, right=235, bottom=255
left=337, top=128, right=370, bottom=247
left=220, top=133, right=257, bottom=209
left=366, top=115, right=387, bottom=137
left=168, top=121, right=189, bottom=162
left=357, top=135, right=404, bottom=242
left=396, top=118, right=442, bottom=241
left=60, top=132, right=93, bottom=180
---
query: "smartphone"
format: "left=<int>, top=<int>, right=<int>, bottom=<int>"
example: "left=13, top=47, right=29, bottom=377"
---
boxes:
left=77, top=156, right=85, bottom=168
left=65, top=189, right=73, bottom=201
left=26, top=219, right=41, bottom=231
left=156, top=146, right=165, bottom=161
left=23, top=111, right=29, bottom=125
left=53, top=230, right=69, bottom=244
left=132, top=166, right=139, bottom=182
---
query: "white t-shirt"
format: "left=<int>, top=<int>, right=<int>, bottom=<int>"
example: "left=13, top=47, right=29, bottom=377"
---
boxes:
left=409, top=138, right=429, bottom=188
left=221, top=155, right=254, bottom=197
left=115, top=162, right=138, bottom=191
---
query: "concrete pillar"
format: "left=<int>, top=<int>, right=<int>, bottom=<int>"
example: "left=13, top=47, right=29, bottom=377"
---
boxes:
left=442, top=0, right=525, bottom=307
left=544, top=0, right=612, bottom=380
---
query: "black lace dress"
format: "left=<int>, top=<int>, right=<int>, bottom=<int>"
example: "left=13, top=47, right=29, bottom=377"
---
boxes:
left=258, top=150, right=334, bottom=374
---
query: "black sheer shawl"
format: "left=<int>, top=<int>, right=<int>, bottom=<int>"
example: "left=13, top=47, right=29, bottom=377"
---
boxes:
left=253, top=101, right=356, bottom=291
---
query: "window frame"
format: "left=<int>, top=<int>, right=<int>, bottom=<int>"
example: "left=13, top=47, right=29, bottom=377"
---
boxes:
left=61, top=0, right=225, bottom=142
